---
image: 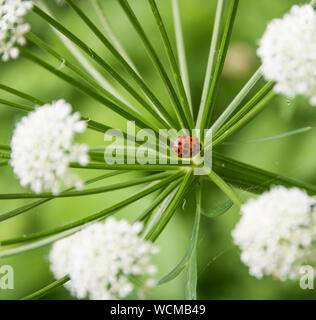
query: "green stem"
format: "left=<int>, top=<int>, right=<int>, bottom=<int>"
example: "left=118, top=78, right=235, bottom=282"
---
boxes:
left=21, top=276, right=70, bottom=300
left=0, top=172, right=125, bottom=222
left=136, top=180, right=179, bottom=222
left=199, top=0, right=239, bottom=136
left=70, top=162, right=189, bottom=171
left=209, top=170, right=241, bottom=207
left=0, top=172, right=183, bottom=247
left=66, top=0, right=176, bottom=130
left=20, top=48, right=160, bottom=133
left=212, top=91, right=275, bottom=147
left=148, top=0, right=194, bottom=128
left=32, top=5, right=170, bottom=131
left=185, top=183, right=202, bottom=300
left=0, top=83, right=45, bottom=105
left=211, top=68, right=263, bottom=134
left=197, top=0, right=224, bottom=129
left=212, top=152, right=316, bottom=195
left=90, top=0, right=140, bottom=75
left=117, top=0, right=189, bottom=129
left=171, top=0, right=193, bottom=114
left=145, top=170, right=194, bottom=241
left=0, top=172, right=172, bottom=200
left=212, top=81, right=275, bottom=142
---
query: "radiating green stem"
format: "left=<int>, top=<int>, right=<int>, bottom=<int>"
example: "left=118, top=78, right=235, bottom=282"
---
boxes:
left=26, top=33, right=167, bottom=131
left=0, top=84, right=45, bottom=105
left=171, top=0, right=192, bottom=114
left=65, top=0, right=177, bottom=129
left=0, top=172, right=124, bottom=222
left=211, top=68, right=263, bottom=134
left=32, top=5, right=173, bottom=130
left=212, top=81, right=275, bottom=142
left=199, top=0, right=239, bottom=136
left=0, top=172, right=172, bottom=200
left=90, top=0, right=140, bottom=75
left=212, top=91, right=275, bottom=147
left=148, top=0, right=194, bottom=128
left=0, top=99, right=34, bottom=112
left=209, top=170, right=241, bottom=207
left=0, top=172, right=183, bottom=247
left=136, top=180, right=179, bottom=222
left=145, top=170, right=194, bottom=241
left=185, top=183, right=202, bottom=300
left=212, top=152, right=316, bottom=195
left=197, top=0, right=224, bottom=129
left=20, top=48, right=160, bottom=133
left=21, top=276, right=70, bottom=300
left=70, top=162, right=189, bottom=171
left=117, top=0, right=189, bottom=129
left=39, top=2, right=129, bottom=107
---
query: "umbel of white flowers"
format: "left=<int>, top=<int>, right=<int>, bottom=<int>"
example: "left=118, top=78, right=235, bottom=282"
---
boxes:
left=258, top=4, right=316, bottom=106
left=0, top=0, right=33, bottom=61
left=10, top=99, right=89, bottom=195
left=49, top=218, right=159, bottom=300
left=232, top=186, right=316, bottom=281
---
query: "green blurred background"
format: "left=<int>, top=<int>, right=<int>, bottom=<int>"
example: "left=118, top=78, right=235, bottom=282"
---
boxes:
left=1, top=0, right=316, bottom=299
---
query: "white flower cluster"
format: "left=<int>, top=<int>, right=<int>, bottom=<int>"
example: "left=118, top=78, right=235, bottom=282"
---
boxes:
left=10, top=99, right=89, bottom=195
left=49, top=218, right=159, bottom=300
left=0, top=0, right=33, bottom=62
left=258, top=5, right=316, bottom=106
left=232, top=186, right=316, bottom=281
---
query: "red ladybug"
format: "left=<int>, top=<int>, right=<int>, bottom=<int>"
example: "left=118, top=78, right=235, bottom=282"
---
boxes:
left=172, top=135, right=201, bottom=158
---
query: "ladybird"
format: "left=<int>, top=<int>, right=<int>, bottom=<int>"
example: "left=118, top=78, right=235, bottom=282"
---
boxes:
left=172, top=135, right=201, bottom=158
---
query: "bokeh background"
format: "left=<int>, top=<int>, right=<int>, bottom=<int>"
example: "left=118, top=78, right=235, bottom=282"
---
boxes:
left=0, top=0, right=315, bottom=299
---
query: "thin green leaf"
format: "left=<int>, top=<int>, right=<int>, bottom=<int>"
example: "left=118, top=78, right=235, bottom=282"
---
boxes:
left=148, top=0, right=193, bottom=128
left=32, top=5, right=170, bottom=132
left=199, top=0, right=239, bottom=134
left=202, top=200, right=233, bottom=218
left=0, top=98, right=34, bottom=112
left=20, top=48, right=161, bottom=134
left=40, top=2, right=132, bottom=112
left=212, top=91, right=276, bottom=147
left=213, top=152, right=316, bottom=195
left=0, top=172, right=172, bottom=200
left=171, top=0, right=193, bottom=113
left=145, top=170, right=195, bottom=241
left=0, top=172, right=124, bottom=223
left=70, top=162, right=188, bottom=171
left=0, top=172, right=183, bottom=247
left=159, top=184, right=201, bottom=285
left=136, top=180, right=179, bottom=222
left=197, top=0, right=224, bottom=129
left=0, top=83, right=45, bottom=105
left=21, top=276, right=70, bottom=300
left=212, top=80, right=275, bottom=143
left=66, top=0, right=176, bottom=130
left=211, top=68, right=263, bottom=134
left=209, top=171, right=241, bottom=207
left=90, top=0, right=140, bottom=75
left=223, top=126, right=313, bottom=144
left=117, top=0, right=189, bottom=129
